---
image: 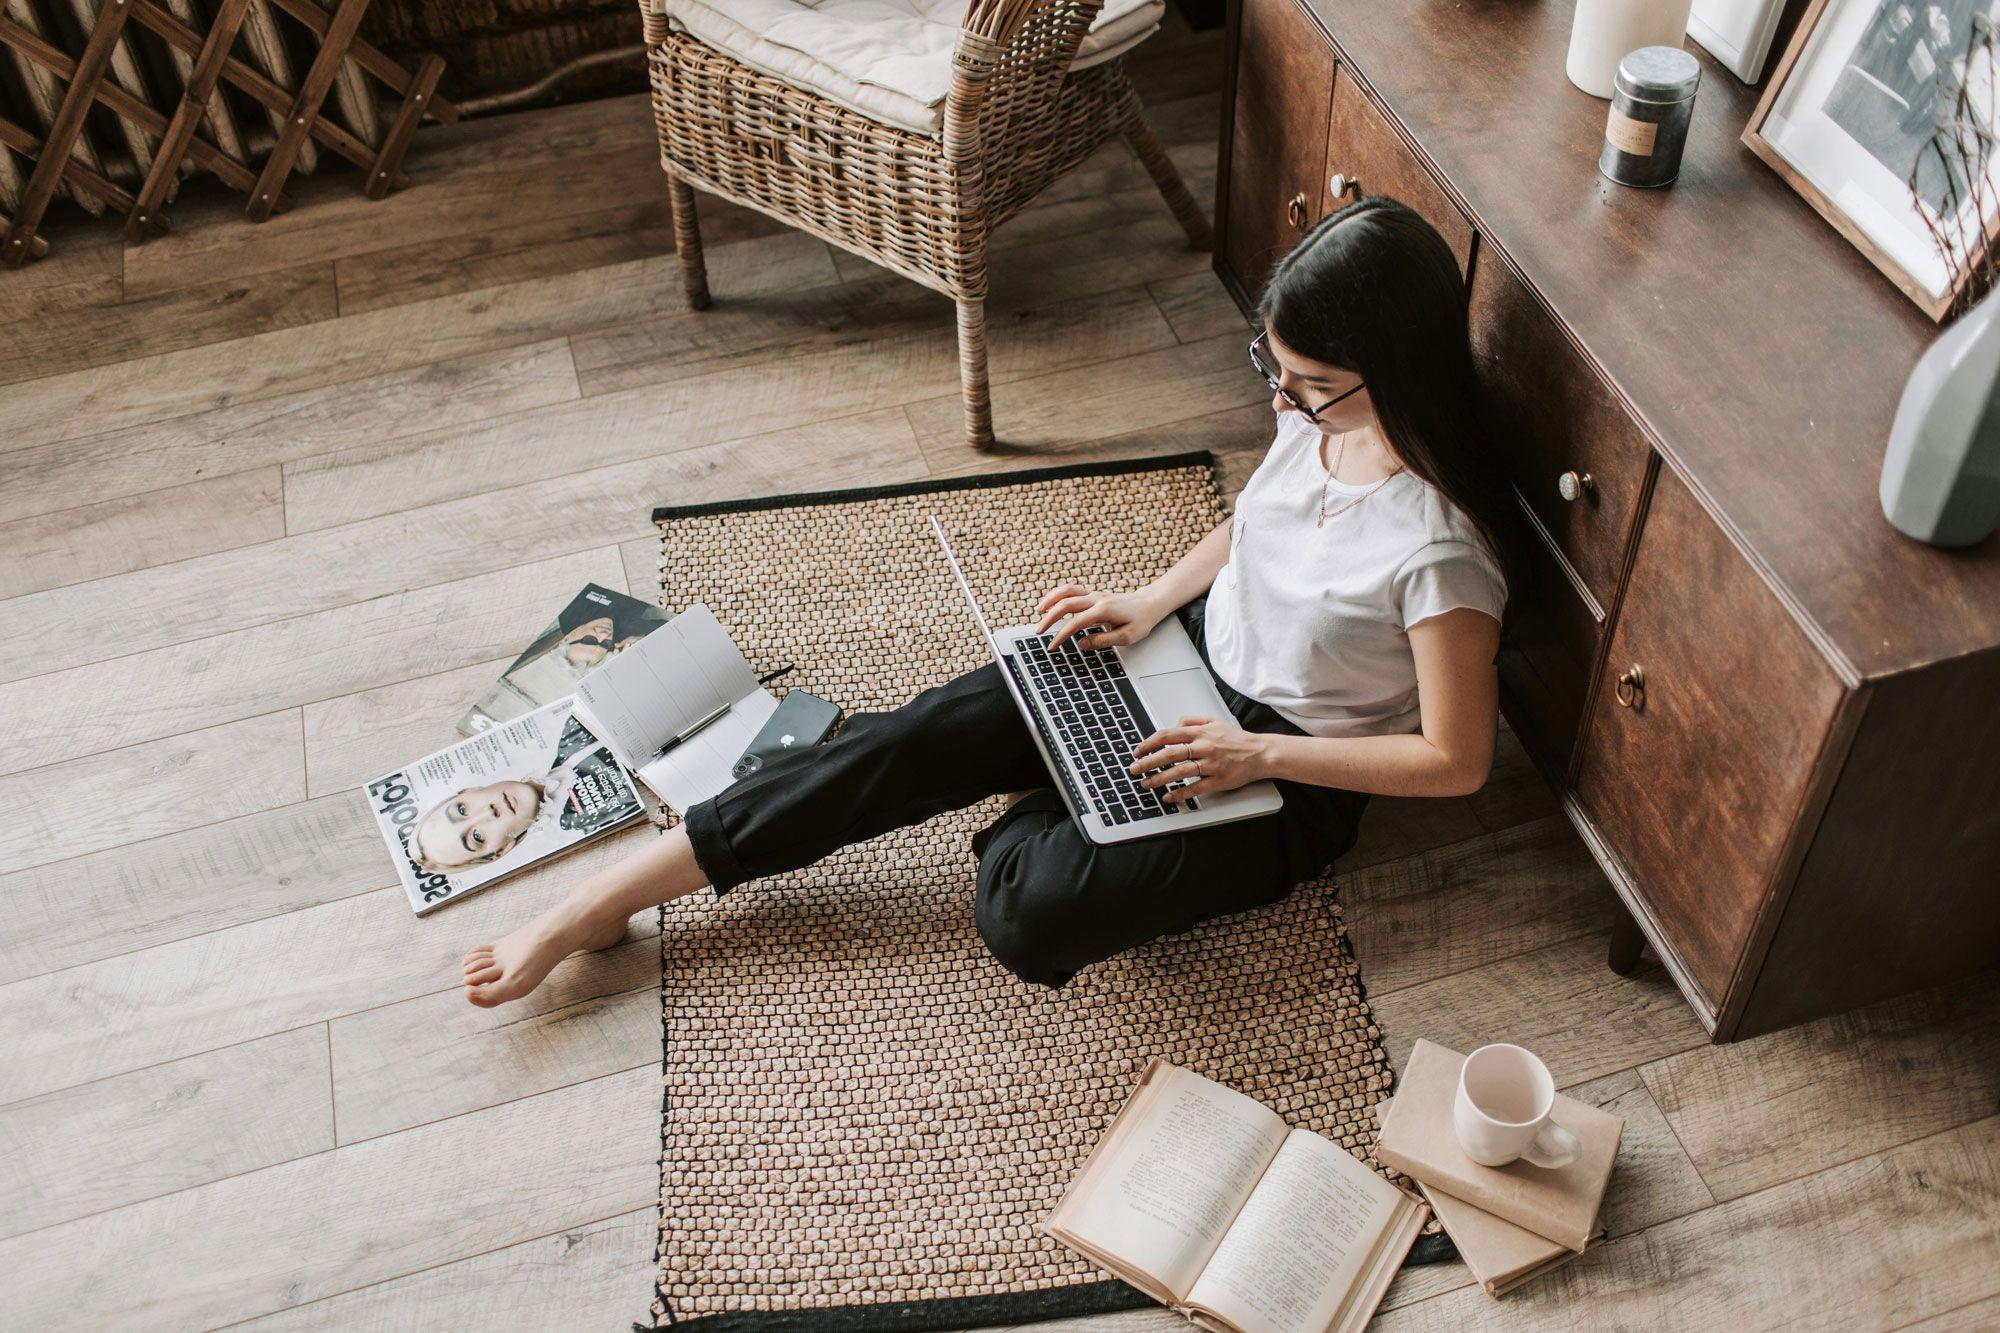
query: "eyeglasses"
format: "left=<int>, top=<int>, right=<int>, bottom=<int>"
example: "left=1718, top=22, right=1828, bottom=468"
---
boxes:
left=1248, top=332, right=1364, bottom=425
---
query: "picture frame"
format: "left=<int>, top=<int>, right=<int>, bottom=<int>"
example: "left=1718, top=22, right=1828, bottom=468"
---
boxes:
left=1690, top=0, right=1791, bottom=83
left=1744, top=0, right=2000, bottom=320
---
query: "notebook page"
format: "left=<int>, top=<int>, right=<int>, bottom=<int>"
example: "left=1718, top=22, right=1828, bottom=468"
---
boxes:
left=635, top=688, right=777, bottom=812
left=1185, top=1131, right=1409, bottom=1333
left=1047, top=1063, right=1289, bottom=1301
left=573, top=603, right=758, bottom=768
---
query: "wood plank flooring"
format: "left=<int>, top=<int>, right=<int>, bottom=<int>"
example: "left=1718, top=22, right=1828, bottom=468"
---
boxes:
left=3, top=18, right=1994, bottom=1329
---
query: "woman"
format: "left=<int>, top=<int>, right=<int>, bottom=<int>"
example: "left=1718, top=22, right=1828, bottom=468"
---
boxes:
left=462, top=197, right=1524, bottom=1007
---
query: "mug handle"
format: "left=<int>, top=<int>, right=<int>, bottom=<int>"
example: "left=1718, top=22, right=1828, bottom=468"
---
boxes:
left=1521, top=1118, right=1580, bottom=1169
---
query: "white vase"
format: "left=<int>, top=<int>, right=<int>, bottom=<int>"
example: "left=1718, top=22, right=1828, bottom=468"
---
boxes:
left=1881, top=291, right=2000, bottom=548
left=1565, top=0, right=1696, bottom=98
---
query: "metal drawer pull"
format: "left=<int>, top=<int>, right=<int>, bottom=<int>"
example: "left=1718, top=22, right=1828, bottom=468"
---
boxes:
left=1287, top=192, right=1309, bottom=229
left=1328, top=171, right=1360, bottom=200
left=1558, top=470, right=1595, bottom=502
left=1615, top=664, right=1645, bottom=710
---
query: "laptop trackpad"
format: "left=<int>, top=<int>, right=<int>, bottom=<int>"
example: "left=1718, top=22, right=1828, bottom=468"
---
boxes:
left=1139, top=669, right=1232, bottom=731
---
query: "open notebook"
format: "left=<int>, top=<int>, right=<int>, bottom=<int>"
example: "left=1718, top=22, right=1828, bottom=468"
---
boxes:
left=1044, top=1060, right=1427, bottom=1333
left=570, top=602, right=777, bottom=812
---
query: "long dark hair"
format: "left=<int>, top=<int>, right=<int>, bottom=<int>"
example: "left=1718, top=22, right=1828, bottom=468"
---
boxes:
left=1259, top=196, right=1528, bottom=621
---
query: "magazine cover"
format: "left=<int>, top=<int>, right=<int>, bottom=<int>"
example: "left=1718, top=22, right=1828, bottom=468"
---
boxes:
left=457, top=583, right=670, bottom=736
left=368, top=698, right=647, bottom=915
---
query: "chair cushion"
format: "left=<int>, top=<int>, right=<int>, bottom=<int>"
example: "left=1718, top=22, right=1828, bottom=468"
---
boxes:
left=664, top=0, right=1164, bottom=136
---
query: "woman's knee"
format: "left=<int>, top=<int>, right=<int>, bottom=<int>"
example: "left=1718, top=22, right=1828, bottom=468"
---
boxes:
left=972, top=827, right=1103, bottom=988
left=973, top=889, right=1077, bottom=988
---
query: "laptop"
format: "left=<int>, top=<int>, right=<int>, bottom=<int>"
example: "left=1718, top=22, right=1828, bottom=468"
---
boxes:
left=930, top=516, right=1283, bottom=845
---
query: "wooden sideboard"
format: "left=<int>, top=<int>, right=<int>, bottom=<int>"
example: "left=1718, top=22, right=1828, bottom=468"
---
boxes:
left=1214, top=0, right=2000, bottom=1040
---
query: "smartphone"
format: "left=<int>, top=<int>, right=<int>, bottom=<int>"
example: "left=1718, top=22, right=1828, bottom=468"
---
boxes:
left=731, top=690, right=842, bottom=778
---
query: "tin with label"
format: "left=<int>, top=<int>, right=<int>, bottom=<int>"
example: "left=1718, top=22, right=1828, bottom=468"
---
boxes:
left=1599, top=45, right=1700, bottom=188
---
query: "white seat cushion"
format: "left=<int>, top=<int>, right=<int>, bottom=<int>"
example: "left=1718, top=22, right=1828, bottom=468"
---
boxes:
left=664, top=0, right=1164, bottom=136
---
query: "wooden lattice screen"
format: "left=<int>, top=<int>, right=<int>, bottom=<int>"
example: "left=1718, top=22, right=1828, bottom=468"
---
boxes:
left=0, top=0, right=456, bottom=265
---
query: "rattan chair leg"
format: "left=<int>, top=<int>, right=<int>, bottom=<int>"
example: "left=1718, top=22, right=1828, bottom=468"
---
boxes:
left=1124, top=113, right=1212, bottom=252
left=957, top=298, right=994, bottom=450
left=666, top=169, right=712, bottom=311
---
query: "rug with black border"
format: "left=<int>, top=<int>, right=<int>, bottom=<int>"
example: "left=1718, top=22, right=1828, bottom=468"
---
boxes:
left=641, top=453, right=1450, bottom=1330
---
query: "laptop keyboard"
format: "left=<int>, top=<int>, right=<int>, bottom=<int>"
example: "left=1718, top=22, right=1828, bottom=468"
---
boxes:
left=1014, top=629, right=1199, bottom=824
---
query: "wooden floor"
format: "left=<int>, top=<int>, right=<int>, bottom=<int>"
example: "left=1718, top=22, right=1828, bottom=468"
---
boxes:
left=3, top=18, right=1996, bottom=1330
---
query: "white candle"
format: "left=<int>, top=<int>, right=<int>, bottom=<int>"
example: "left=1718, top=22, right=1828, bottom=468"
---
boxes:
left=1565, top=0, right=1695, bottom=98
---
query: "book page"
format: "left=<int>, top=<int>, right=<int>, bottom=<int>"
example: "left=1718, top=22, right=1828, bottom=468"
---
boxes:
left=1185, top=1131, right=1411, bottom=1333
left=1047, top=1063, right=1289, bottom=1301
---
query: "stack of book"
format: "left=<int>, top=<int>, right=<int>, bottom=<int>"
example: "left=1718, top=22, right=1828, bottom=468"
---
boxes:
left=1373, top=1040, right=1623, bottom=1297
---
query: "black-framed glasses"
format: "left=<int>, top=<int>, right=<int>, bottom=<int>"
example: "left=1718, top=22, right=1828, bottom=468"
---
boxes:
left=1248, top=331, right=1364, bottom=425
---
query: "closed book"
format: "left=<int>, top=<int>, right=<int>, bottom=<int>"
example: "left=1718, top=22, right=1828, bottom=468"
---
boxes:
left=1416, top=1183, right=1603, bottom=1296
left=1373, top=1040, right=1620, bottom=1252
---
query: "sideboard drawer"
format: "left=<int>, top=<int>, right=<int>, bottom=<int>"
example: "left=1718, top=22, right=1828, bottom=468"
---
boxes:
left=1222, top=0, right=1335, bottom=303
left=1499, top=526, right=1601, bottom=775
left=1575, top=471, right=1845, bottom=1012
left=1469, top=256, right=1648, bottom=613
left=1322, top=69, right=1473, bottom=274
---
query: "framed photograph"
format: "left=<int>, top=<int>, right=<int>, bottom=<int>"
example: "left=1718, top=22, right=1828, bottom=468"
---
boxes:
left=1745, top=0, right=2000, bottom=319
left=1691, top=0, right=1791, bottom=83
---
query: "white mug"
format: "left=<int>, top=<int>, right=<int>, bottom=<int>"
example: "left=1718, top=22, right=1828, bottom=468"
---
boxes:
left=1453, top=1044, right=1581, bottom=1169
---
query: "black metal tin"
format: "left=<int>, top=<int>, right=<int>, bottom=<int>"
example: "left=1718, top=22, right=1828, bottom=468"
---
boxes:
left=1598, top=45, right=1700, bottom=188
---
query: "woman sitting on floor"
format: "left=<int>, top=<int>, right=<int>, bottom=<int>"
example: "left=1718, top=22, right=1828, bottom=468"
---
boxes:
left=462, top=196, right=1526, bottom=1007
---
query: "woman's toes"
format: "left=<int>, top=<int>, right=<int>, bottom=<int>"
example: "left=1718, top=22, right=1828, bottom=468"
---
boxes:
left=467, top=962, right=503, bottom=985
left=466, top=984, right=501, bottom=1008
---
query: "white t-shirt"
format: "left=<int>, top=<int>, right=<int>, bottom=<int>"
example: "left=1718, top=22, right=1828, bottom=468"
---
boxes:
left=1203, top=410, right=1508, bottom=738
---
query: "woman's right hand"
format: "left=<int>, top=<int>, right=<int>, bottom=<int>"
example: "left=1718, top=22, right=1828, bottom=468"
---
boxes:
left=1034, top=583, right=1170, bottom=651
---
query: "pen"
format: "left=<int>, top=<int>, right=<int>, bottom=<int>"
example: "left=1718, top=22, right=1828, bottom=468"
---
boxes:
left=658, top=702, right=731, bottom=756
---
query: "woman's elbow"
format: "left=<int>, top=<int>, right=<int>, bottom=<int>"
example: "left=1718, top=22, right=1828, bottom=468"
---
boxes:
left=1440, top=755, right=1491, bottom=797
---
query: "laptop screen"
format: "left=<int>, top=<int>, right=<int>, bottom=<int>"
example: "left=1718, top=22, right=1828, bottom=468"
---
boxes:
left=928, top=515, right=999, bottom=653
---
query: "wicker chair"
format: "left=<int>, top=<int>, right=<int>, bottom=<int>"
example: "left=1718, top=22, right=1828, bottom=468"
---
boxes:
left=637, top=0, right=1213, bottom=449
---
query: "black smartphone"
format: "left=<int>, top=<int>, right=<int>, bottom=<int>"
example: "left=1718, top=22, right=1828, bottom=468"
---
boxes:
left=731, top=691, right=842, bottom=778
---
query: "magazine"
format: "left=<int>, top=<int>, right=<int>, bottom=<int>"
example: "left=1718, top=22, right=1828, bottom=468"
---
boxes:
left=457, top=583, right=669, bottom=737
left=368, top=697, right=647, bottom=915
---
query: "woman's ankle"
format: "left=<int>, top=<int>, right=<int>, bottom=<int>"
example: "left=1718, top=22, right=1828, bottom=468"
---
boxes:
left=543, top=880, right=623, bottom=947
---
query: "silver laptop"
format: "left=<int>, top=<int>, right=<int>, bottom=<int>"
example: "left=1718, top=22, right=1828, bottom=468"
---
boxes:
left=930, top=516, right=1283, bottom=845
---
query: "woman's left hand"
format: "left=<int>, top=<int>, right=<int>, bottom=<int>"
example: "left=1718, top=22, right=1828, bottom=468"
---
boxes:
left=1130, top=717, right=1271, bottom=804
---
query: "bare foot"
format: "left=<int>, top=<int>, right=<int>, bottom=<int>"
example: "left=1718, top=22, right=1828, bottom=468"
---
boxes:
left=462, top=904, right=628, bottom=1008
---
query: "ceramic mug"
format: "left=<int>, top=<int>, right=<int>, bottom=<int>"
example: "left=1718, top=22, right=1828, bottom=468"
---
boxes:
left=1453, top=1043, right=1581, bottom=1168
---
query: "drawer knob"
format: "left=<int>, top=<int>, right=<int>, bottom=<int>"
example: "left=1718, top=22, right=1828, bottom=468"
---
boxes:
left=1287, top=192, right=1310, bottom=229
left=1558, top=470, right=1595, bottom=502
left=1615, top=664, right=1645, bottom=711
left=1328, top=171, right=1361, bottom=201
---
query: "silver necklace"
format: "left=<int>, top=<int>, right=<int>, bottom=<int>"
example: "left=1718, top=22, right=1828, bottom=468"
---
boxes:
left=1317, top=429, right=1403, bottom=528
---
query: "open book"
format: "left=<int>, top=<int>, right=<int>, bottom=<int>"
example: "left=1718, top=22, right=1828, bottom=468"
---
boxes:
left=570, top=603, right=778, bottom=812
left=1043, top=1060, right=1428, bottom=1333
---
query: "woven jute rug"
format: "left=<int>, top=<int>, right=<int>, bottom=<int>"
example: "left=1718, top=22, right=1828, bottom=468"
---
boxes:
left=644, top=453, right=1442, bottom=1331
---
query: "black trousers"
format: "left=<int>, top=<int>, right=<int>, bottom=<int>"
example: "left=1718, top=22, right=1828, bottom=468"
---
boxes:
left=684, top=600, right=1370, bottom=988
